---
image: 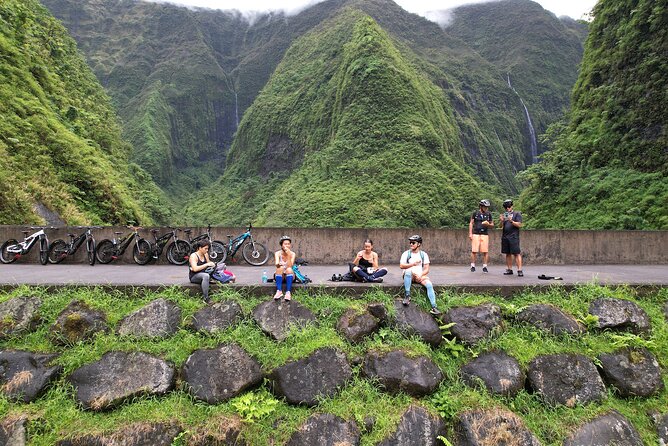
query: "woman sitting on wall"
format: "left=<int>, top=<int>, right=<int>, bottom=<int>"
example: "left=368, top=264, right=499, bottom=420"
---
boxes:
left=351, top=239, right=387, bottom=283
left=273, top=235, right=296, bottom=301
left=189, top=239, right=215, bottom=302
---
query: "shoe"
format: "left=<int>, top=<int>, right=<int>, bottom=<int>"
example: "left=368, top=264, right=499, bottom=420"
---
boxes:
left=284, top=291, right=292, bottom=301
left=331, top=274, right=337, bottom=282
left=371, top=277, right=383, bottom=283
left=429, top=307, right=441, bottom=315
left=337, top=274, right=343, bottom=281
left=273, top=290, right=283, bottom=300
left=503, top=269, right=513, bottom=275
left=470, top=266, right=476, bottom=272
left=517, top=270, right=524, bottom=277
left=482, top=267, right=488, bottom=273
left=203, top=296, right=211, bottom=303
left=402, top=295, right=411, bottom=306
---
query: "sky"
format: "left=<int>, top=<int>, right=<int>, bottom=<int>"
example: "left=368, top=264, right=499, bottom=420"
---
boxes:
left=144, top=0, right=598, bottom=21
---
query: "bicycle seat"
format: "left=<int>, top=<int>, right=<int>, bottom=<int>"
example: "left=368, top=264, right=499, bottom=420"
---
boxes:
left=114, top=231, right=123, bottom=235
left=151, top=229, right=159, bottom=234
left=184, top=229, right=192, bottom=234
left=227, top=234, right=233, bottom=238
left=22, top=231, right=30, bottom=235
left=67, top=233, right=76, bottom=238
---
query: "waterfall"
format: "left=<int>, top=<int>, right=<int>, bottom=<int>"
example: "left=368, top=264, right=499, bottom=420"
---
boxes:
left=234, top=91, right=239, bottom=129
left=507, top=74, right=538, bottom=164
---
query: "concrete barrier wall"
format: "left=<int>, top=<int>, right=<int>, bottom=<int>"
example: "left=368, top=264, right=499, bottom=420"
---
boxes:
left=1, top=225, right=666, bottom=265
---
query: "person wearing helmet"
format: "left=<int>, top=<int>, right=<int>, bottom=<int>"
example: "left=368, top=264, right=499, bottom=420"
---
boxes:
left=399, top=235, right=441, bottom=315
left=469, top=199, right=494, bottom=273
left=273, top=236, right=296, bottom=301
left=500, top=199, right=523, bottom=277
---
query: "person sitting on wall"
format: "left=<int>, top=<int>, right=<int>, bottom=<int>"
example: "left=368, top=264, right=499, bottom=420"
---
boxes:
left=273, top=235, right=296, bottom=301
left=351, top=239, right=388, bottom=283
left=400, top=234, right=441, bottom=315
left=189, top=239, right=215, bottom=302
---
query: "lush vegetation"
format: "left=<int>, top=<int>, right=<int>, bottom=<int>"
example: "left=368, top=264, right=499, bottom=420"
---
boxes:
left=0, top=284, right=665, bottom=445
left=0, top=0, right=170, bottom=225
left=520, top=0, right=668, bottom=229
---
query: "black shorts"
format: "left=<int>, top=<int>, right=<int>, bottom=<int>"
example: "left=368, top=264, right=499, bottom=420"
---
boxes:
left=501, top=237, right=521, bottom=254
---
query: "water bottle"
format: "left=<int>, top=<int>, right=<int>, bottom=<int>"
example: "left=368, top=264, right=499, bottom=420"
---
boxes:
left=262, top=270, right=268, bottom=283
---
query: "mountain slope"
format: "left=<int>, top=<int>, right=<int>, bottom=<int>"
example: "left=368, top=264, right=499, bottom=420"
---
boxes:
left=185, top=10, right=486, bottom=227
left=0, top=0, right=169, bottom=225
left=519, top=0, right=668, bottom=229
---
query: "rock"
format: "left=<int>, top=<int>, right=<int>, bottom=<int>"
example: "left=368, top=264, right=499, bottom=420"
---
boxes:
left=516, top=304, right=584, bottom=335
left=460, top=351, right=525, bottom=397
left=69, top=351, right=175, bottom=410
left=589, top=298, right=650, bottom=334
left=527, top=353, right=605, bottom=407
left=186, top=416, right=246, bottom=446
left=286, top=413, right=360, bottom=446
left=49, top=300, right=109, bottom=345
left=0, top=296, right=41, bottom=339
left=252, top=300, right=317, bottom=341
left=56, top=422, right=182, bottom=445
left=393, top=301, right=442, bottom=348
left=650, top=412, right=668, bottom=446
left=455, top=409, right=541, bottom=446
left=598, top=348, right=664, bottom=397
left=337, top=308, right=381, bottom=344
left=376, top=405, right=446, bottom=446
left=362, top=350, right=443, bottom=397
left=442, top=303, right=502, bottom=346
left=116, top=298, right=181, bottom=338
left=0, top=350, right=61, bottom=402
left=564, top=410, right=642, bottom=446
left=183, top=343, right=263, bottom=404
left=270, top=348, right=352, bottom=406
left=367, top=302, right=388, bottom=323
left=191, top=300, right=243, bottom=333
left=0, top=416, right=27, bottom=446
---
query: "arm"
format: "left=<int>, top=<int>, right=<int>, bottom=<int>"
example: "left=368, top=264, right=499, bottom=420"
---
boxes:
left=422, top=263, right=430, bottom=276
left=372, top=252, right=379, bottom=270
left=287, top=251, right=296, bottom=268
left=469, top=218, right=474, bottom=239
left=400, top=252, right=412, bottom=269
left=486, top=213, right=495, bottom=228
left=352, top=251, right=363, bottom=265
left=189, top=253, right=213, bottom=273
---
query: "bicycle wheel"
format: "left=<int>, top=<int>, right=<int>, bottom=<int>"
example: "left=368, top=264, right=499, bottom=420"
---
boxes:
left=86, top=237, right=96, bottom=266
left=209, top=241, right=227, bottom=263
left=133, top=238, right=152, bottom=265
left=39, top=237, right=49, bottom=265
left=166, top=240, right=191, bottom=265
left=0, top=239, right=19, bottom=264
left=48, top=239, right=68, bottom=264
left=96, top=239, right=115, bottom=264
left=242, top=241, right=269, bottom=266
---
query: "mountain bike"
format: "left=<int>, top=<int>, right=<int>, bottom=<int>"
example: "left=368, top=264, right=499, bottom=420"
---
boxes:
left=218, top=223, right=269, bottom=266
left=0, top=227, right=50, bottom=265
left=183, top=225, right=226, bottom=262
left=47, top=226, right=99, bottom=265
left=147, top=227, right=191, bottom=265
left=95, top=226, right=152, bottom=265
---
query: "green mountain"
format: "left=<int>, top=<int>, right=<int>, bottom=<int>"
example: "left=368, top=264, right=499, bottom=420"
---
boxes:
left=519, top=0, right=668, bottom=229
left=0, top=0, right=169, bottom=225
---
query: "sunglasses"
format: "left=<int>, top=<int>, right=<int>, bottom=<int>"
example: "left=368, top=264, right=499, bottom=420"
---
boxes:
left=409, top=241, right=418, bottom=245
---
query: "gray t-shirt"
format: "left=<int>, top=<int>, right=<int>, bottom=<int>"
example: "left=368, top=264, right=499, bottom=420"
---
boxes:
left=502, top=211, right=522, bottom=239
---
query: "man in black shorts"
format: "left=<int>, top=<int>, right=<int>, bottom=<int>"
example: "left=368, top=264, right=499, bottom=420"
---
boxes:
left=500, top=199, right=523, bottom=277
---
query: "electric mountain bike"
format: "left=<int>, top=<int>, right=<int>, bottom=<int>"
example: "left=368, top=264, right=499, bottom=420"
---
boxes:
left=48, top=226, right=99, bottom=265
left=147, top=227, right=191, bottom=265
left=183, top=225, right=226, bottom=262
left=95, top=226, right=152, bottom=265
left=218, top=223, right=269, bottom=266
left=0, top=227, right=50, bottom=265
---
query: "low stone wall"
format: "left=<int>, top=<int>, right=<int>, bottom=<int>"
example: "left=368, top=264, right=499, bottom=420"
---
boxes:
left=1, top=225, right=666, bottom=265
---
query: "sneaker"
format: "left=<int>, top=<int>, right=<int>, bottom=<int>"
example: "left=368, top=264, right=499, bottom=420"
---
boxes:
left=402, top=295, right=411, bottom=306
left=429, top=307, right=441, bottom=315
left=482, top=266, right=488, bottom=273
left=470, top=266, right=476, bottom=272
left=284, top=291, right=292, bottom=301
left=372, top=277, right=383, bottom=283
left=273, top=290, right=283, bottom=300
left=517, top=270, right=524, bottom=277
left=503, top=269, right=513, bottom=275
left=337, top=274, right=343, bottom=281
left=331, top=274, right=337, bottom=282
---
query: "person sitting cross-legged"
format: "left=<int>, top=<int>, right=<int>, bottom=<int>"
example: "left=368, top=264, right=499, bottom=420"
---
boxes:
left=351, top=239, right=388, bottom=283
left=399, top=235, right=441, bottom=315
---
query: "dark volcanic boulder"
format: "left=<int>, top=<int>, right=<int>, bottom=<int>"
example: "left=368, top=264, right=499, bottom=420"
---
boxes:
left=589, top=298, right=650, bottom=333
left=183, top=343, right=263, bottom=404
left=337, top=308, right=382, bottom=344
left=454, top=409, right=541, bottom=446
left=393, top=301, right=442, bottom=347
left=286, top=413, right=360, bottom=446
left=442, top=303, right=502, bottom=346
left=252, top=300, right=317, bottom=341
left=49, top=300, right=109, bottom=345
left=564, top=411, right=642, bottom=446
left=651, top=412, right=668, bottom=445
left=527, top=354, right=605, bottom=407
left=516, top=304, right=584, bottom=335
left=0, top=416, right=27, bottom=446
left=191, top=300, right=243, bottom=333
left=186, top=416, right=246, bottom=446
left=69, top=351, right=175, bottom=410
left=56, top=422, right=182, bottom=446
left=116, top=298, right=181, bottom=338
left=598, top=348, right=664, bottom=397
left=362, top=350, right=443, bottom=397
left=270, top=348, right=352, bottom=406
left=367, top=302, right=388, bottom=323
left=460, top=351, right=525, bottom=397
left=0, top=296, right=41, bottom=339
left=376, top=405, right=446, bottom=446
left=0, top=350, right=61, bottom=402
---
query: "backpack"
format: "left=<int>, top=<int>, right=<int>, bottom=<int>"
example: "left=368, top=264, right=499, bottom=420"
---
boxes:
left=292, top=263, right=312, bottom=284
left=402, top=250, right=425, bottom=265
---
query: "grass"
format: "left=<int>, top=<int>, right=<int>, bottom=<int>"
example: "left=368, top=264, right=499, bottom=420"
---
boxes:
left=0, top=284, right=665, bottom=445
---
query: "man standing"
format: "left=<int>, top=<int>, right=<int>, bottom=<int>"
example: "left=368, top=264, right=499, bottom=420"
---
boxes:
left=469, top=199, right=494, bottom=273
left=400, top=235, right=441, bottom=315
left=500, top=199, right=523, bottom=277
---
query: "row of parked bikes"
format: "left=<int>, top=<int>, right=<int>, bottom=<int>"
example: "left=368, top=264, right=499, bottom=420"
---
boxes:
left=0, top=224, right=270, bottom=267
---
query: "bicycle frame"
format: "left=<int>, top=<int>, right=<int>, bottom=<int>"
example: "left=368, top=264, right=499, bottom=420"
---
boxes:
left=65, top=230, right=89, bottom=254
left=114, top=229, right=141, bottom=255
left=150, top=229, right=177, bottom=257
left=6, top=228, right=46, bottom=254
left=226, top=230, right=251, bottom=257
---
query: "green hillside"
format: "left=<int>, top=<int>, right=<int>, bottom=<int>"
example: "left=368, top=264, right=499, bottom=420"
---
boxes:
left=520, top=0, right=668, bottom=229
left=0, top=0, right=169, bottom=225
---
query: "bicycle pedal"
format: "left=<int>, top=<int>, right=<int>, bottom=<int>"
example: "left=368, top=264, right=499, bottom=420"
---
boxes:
left=111, top=256, right=118, bottom=260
